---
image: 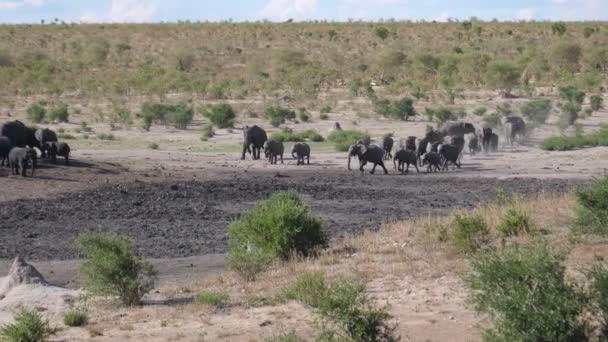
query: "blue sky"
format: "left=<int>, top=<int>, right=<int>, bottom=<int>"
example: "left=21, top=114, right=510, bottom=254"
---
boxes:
left=0, top=0, right=606, bottom=23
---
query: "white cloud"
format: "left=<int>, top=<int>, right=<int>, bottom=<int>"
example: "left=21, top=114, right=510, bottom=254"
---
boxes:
left=260, top=0, right=318, bottom=20
left=0, top=0, right=43, bottom=10
left=516, top=8, right=535, bottom=20
left=109, top=0, right=159, bottom=22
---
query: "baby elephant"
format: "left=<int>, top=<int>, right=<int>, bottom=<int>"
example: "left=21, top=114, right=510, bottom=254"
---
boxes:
left=264, top=140, right=284, bottom=165
left=291, top=142, right=310, bottom=165
left=422, top=152, right=442, bottom=173
left=8, top=147, right=36, bottom=177
left=47, top=141, right=71, bottom=165
left=393, top=149, right=419, bottom=174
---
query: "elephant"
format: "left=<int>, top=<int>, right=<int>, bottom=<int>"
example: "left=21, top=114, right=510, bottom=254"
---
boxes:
left=328, top=122, right=342, bottom=134
left=291, top=142, right=310, bottom=165
left=439, top=144, right=461, bottom=171
left=8, top=147, right=36, bottom=177
left=347, top=143, right=387, bottom=175
left=357, top=135, right=371, bottom=147
left=469, top=135, right=481, bottom=156
left=416, top=137, right=430, bottom=166
left=393, top=149, right=419, bottom=174
left=381, top=135, right=394, bottom=160
left=400, top=136, right=417, bottom=152
left=0, top=136, right=12, bottom=166
left=482, top=127, right=493, bottom=153
left=439, top=121, right=476, bottom=138
left=451, top=136, right=466, bottom=163
left=490, top=133, right=499, bottom=152
left=46, top=141, right=71, bottom=165
left=241, top=125, right=267, bottom=160
left=264, top=140, right=284, bottom=165
left=35, top=128, right=57, bottom=158
left=0, top=120, right=27, bottom=147
left=424, top=129, right=444, bottom=143
left=504, top=116, right=526, bottom=145
left=422, top=152, right=442, bottom=173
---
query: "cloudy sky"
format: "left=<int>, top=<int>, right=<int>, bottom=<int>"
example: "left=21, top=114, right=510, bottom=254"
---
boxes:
left=0, top=0, right=606, bottom=23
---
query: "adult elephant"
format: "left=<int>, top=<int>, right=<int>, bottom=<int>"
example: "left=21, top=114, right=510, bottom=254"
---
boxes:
left=504, top=117, right=526, bottom=145
left=439, top=121, right=476, bottom=138
left=381, top=135, right=393, bottom=160
left=0, top=120, right=27, bottom=147
left=482, top=127, right=493, bottom=153
left=347, top=143, right=387, bottom=175
left=35, top=128, right=57, bottom=157
left=241, top=125, right=267, bottom=160
left=0, top=136, right=12, bottom=166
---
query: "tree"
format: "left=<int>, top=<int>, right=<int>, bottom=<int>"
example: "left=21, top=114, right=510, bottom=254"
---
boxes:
left=552, top=22, right=567, bottom=36
left=375, top=48, right=406, bottom=80
left=484, top=60, right=521, bottom=97
left=392, top=97, right=417, bottom=121
left=374, top=26, right=389, bottom=40
left=550, top=42, right=582, bottom=74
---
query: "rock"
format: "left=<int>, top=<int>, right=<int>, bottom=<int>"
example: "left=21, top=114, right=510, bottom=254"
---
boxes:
left=0, top=257, right=48, bottom=298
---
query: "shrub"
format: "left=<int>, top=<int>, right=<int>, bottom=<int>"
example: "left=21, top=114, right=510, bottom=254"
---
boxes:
left=588, top=262, right=608, bottom=335
left=473, top=107, right=487, bottom=116
left=520, top=99, right=551, bottom=124
left=327, top=129, right=367, bottom=152
left=204, top=104, right=236, bottom=128
left=26, top=103, right=46, bottom=123
left=551, top=42, right=582, bottom=73
left=297, top=108, right=309, bottom=122
left=560, top=85, right=585, bottom=104
left=583, top=26, right=596, bottom=38
left=48, top=103, right=69, bottom=123
left=112, top=104, right=132, bottom=126
left=372, top=97, right=391, bottom=117
left=0, top=309, right=50, bottom=342
left=465, top=245, right=588, bottom=341
left=265, top=106, right=296, bottom=127
left=451, top=214, right=488, bottom=254
left=228, top=192, right=326, bottom=261
left=140, top=103, right=193, bottom=130
left=165, top=104, right=193, bottom=130
left=391, top=96, right=417, bottom=121
left=574, top=175, right=608, bottom=235
left=227, top=249, right=272, bottom=282
left=319, top=104, right=332, bottom=114
left=76, top=232, right=157, bottom=306
left=148, top=143, right=159, bottom=150
left=426, top=107, right=455, bottom=124
left=591, top=95, right=603, bottom=111
left=496, top=209, right=532, bottom=237
left=64, top=309, right=88, bottom=327
left=319, top=113, right=329, bottom=120
left=374, top=26, right=389, bottom=40
left=282, top=271, right=327, bottom=307
left=194, top=291, right=229, bottom=308
left=559, top=101, right=581, bottom=127
left=484, top=60, right=521, bottom=96
left=271, top=129, right=323, bottom=143
left=201, top=124, right=214, bottom=139
left=483, top=112, right=502, bottom=128
left=552, top=22, right=567, bottom=36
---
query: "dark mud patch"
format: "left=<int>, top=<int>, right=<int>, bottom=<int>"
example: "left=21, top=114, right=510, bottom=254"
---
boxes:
left=0, top=172, right=585, bottom=260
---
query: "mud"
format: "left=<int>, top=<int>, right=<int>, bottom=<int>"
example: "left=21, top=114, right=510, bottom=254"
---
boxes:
left=0, top=170, right=585, bottom=260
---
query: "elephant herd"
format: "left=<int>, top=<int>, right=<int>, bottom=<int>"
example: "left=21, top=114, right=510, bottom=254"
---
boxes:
left=0, top=120, right=71, bottom=177
left=240, top=116, right=527, bottom=176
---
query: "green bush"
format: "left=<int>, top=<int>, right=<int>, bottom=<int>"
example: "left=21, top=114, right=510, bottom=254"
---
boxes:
left=282, top=271, right=326, bottom=307
left=271, top=129, right=323, bottom=143
left=165, top=104, right=193, bottom=130
left=496, top=209, right=532, bottom=237
left=26, top=103, right=46, bottom=123
left=483, top=112, right=502, bottom=128
left=228, top=192, right=326, bottom=261
left=327, top=129, right=367, bottom=152
left=64, top=309, right=88, bottom=327
left=426, top=107, right=456, bottom=124
left=451, top=214, right=488, bottom=254
left=560, top=85, right=585, bottom=104
left=111, top=104, right=132, bottom=126
left=76, top=232, right=157, bottom=306
left=319, top=104, right=332, bottom=114
left=148, top=143, right=159, bottom=150
left=391, top=97, right=417, bottom=121
left=140, top=103, right=193, bottom=130
left=265, top=106, right=296, bottom=127
left=552, top=22, right=567, bottom=36
left=591, top=95, right=603, bottom=111
left=574, top=175, right=608, bottom=235
left=588, top=262, right=608, bottom=336
left=319, top=113, right=329, bottom=120
left=465, top=245, right=588, bottom=341
left=204, top=103, right=236, bottom=128
left=520, top=99, right=551, bottom=124
left=473, top=107, right=487, bottom=116
left=48, top=103, right=69, bottom=123
left=227, top=249, right=272, bottom=282
left=374, top=26, right=389, bottom=40
left=484, top=60, right=521, bottom=96
left=194, top=291, right=229, bottom=308
left=559, top=101, right=582, bottom=127
left=297, top=108, right=309, bottom=122
left=583, top=26, right=596, bottom=38
left=0, top=309, right=50, bottom=342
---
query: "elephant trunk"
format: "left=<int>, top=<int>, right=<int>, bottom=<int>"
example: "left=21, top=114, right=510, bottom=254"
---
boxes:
left=347, top=154, right=352, bottom=170
left=393, top=156, right=397, bottom=169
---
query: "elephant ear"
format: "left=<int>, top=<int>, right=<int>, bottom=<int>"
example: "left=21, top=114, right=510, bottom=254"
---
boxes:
left=359, top=144, right=368, bottom=156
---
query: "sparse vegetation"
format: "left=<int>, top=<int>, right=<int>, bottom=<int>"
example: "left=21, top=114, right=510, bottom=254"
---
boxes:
left=96, top=133, right=115, bottom=141
left=496, top=209, right=532, bottom=237
left=48, top=103, right=69, bottom=123
left=0, top=309, right=50, bottom=342
left=64, top=309, right=88, bottom=327
left=271, top=128, right=323, bottom=142
left=194, top=291, right=229, bottom=308
left=591, top=95, right=603, bottom=111
left=148, top=143, right=159, bottom=150
left=451, top=214, right=488, bottom=254
left=204, top=104, right=236, bottom=128
left=265, top=106, right=296, bottom=127
left=541, top=127, right=608, bottom=151
left=76, top=232, right=157, bottom=306
left=327, top=129, right=367, bottom=152
left=201, top=124, right=215, bottom=140
left=574, top=175, right=608, bottom=235
left=26, top=103, right=46, bottom=123
left=520, top=99, right=552, bottom=124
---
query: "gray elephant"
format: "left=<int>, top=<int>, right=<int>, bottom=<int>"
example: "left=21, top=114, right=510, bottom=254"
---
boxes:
left=504, top=117, right=526, bottom=145
left=439, top=144, right=461, bottom=171
left=1, top=120, right=28, bottom=147
left=241, top=125, right=268, bottom=160
left=264, top=140, right=284, bottom=165
left=422, top=152, right=442, bottom=173
left=291, top=142, right=310, bottom=165
left=381, top=135, right=394, bottom=160
left=347, top=143, right=387, bottom=174
left=490, top=133, right=499, bottom=152
left=401, top=136, right=417, bottom=152
left=439, top=121, right=476, bottom=138
left=469, top=135, right=480, bottom=156
left=0, top=136, right=12, bottom=166
left=35, top=128, right=57, bottom=158
left=393, top=149, right=419, bottom=174
left=46, top=141, right=71, bottom=165
left=416, top=137, right=430, bottom=166
left=482, top=127, right=493, bottom=153
left=8, top=147, right=36, bottom=177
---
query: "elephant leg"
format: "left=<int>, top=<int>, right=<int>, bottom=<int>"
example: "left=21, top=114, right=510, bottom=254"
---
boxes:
left=359, top=160, right=367, bottom=174
left=65, top=155, right=69, bottom=165
left=241, top=144, right=248, bottom=160
left=414, top=163, right=420, bottom=173
left=20, top=161, right=25, bottom=177
left=280, top=154, right=283, bottom=164
left=379, top=161, right=388, bottom=174
left=405, top=163, right=410, bottom=173
left=370, top=163, right=377, bottom=174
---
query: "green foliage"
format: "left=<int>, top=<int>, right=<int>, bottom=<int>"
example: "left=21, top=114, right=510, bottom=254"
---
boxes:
left=551, top=42, right=582, bottom=74
left=229, top=192, right=326, bottom=262
left=327, top=130, right=367, bottom=152
left=63, top=309, right=88, bottom=327
left=139, top=103, right=193, bottom=130
left=451, top=214, right=488, bottom=254
left=319, top=113, right=329, bottom=120
left=552, top=22, right=567, bottom=36
left=391, top=96, right=417, bottom=121
left=165, top=104, right=193, bottom=130
left=425, top=107, right=455, bottom=124
left=204, top=103, right=235, bottom=128
left=375, top=48, right=406, bottom=76
left=266, top=330, right=305, bottom=342
left=0, top=309, right=50, bottom=342
left=484, top=60, right=520, bottom=95
left=559, top=85, right=586, bottom=104
left=201, top=124, right=214, bottom=140
left=282, top=271, right=327, bottom=307
left=271, top=128, right=323, bottom=142
left=496, top=209, right=532, bottom=237
left=148, top=143, right=159, bottom=150
left=574, top=175, right=608, bottom=235
left=297, top=108, right=309, bottom=122
left=26, top=103, right=46, bottom=123
left=559, top=101, right=581, bottom=127
left=96, top=133, right=115, bottom=141
left=583, top=26, right=596, bottom=38
left=320, top=104, right=332, bottom=114
left=265, top=106, right=296, bottom=127
left=465, top=245, right=588, bottom=342
left=473, top=107, right=487, bottom=116
left=48, top=103, right=69, bottom=123
left=374, top=26, right=389, bottom=40
left=587, top=262, right=608, bottom=335
left=591, top=95, right=603, bottom=111
left=76, top=232, right=157, bottom=306
left=227, top=249, right=272, bottom=282
left=520, top=99, right=551, bottom=124
left=111, top=104, right=132, bottom=126
left=194, top=291, right=229, bottom=308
